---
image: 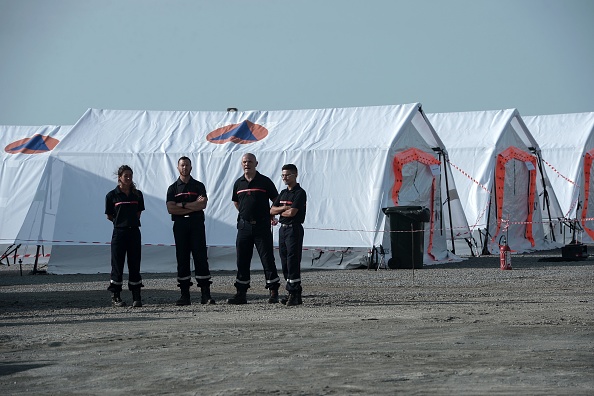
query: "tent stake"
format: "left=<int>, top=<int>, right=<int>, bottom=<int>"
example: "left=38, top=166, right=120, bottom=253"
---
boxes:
left=411, top=224, right=415, bottom=285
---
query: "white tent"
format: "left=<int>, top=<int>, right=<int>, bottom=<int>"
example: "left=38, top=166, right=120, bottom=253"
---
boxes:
left=524, top=112, right=594, bottom=244
left=32, top=104, right=467, bottom=274
left=0, top=125, right=72, bottom=265
left=428, top=110, right=563, bottom=254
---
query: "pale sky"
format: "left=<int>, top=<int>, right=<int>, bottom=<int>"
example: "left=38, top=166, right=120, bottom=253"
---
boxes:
left=0, top=0, right=592, bottom=126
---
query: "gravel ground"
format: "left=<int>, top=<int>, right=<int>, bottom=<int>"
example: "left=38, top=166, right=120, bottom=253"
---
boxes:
left=1, top=249, right=593, bottom=395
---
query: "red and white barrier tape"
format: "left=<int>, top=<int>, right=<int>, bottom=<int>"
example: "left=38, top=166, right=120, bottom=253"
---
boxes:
left=541, top=158, right=582, bottom=218
left=445, top=159, right=493, bottom=232
left=3, top=216, right=583, bottom=250
left=446, top=159, right=491, bottom=193
left=542, top=158, right=577, bottom=186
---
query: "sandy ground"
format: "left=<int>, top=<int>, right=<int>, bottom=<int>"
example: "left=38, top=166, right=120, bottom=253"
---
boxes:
left=1, top=250, right=593, bottom=395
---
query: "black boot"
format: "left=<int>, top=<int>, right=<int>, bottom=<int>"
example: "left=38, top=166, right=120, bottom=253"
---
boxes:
left=200, top=286, right=216, bottom=305
left=268, top=289, right=279, bottom=304
left=112, top=291, right=126, bottom=307
left=132, top=289, right=142, bottom=307
left=281, top=295, right=289, bottom=305
left=286, top=291, right=302, bottom=306
left=227, top=289, right=247, bottom=305
left=282, top=284, right=302, bottom=305
left=176, top=285, right=191, bottom=306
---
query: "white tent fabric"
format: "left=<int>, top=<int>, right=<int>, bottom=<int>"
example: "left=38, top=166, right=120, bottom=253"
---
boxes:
left=524, top=112, right=594, bottom=244
left=0, top=125, right=72, bottom=264
left=428, top=110, right=563, bottom=254
left=33, top=104, right=466, bottom=274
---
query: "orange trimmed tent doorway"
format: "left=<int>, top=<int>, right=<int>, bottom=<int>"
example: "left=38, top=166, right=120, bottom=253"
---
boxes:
left=580, top=148, right=594, bottom=240
left=391, top=147, right=441, bottom=260
left=484, top=146, right=538, bottom=253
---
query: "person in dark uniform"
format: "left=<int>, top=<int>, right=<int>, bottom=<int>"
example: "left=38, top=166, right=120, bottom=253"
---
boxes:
left=228, top=153, right=281, bottom=304
left=166, top=156, right=214, bottom=306
left=105, top=165, right=145, bottom=307
left=270, top=164, right=307, bottom=306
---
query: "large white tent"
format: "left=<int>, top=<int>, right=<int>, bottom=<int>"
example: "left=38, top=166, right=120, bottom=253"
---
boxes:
left=0, top=125, right=72, bottom=265
left=524, top=112, right=594, bottom=244
left=27, top=104, right=467, bottom=274
left=428, top=110, right=563, bottom=254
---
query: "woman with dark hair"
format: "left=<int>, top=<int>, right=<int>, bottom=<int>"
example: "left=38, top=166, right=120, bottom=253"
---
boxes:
left=105, top=165, right=145, bottom=307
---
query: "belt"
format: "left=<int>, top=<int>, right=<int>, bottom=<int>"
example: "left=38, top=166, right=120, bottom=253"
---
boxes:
left=173, top=214, right=204, bottom=221
left=280, top=223, right=293, bottom=228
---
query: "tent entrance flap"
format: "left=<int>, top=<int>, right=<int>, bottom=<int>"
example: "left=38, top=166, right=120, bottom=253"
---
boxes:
left=580, top=148, right=594, bottom=240
left=391, top=148, right=440, bottom=260
left=492, top=146, right=537, bottom=247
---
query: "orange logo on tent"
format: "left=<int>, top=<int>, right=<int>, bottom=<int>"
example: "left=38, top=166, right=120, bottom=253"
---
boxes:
left=206, top=120, right=268, bottom=144
left=4, top=134, right=60, bottom=154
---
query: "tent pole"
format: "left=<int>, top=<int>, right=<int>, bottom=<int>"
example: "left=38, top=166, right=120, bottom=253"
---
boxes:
left=30, top=245, right=44, bottom=275
left=532, top=149, right=556, bottom=242
left=441, top=150, right=456, bottom=254
left=482, top=195, right=493, bottom=256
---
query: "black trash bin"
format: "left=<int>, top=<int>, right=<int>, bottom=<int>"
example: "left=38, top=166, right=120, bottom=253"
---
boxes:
left=382, top=206, right=431, bottom=269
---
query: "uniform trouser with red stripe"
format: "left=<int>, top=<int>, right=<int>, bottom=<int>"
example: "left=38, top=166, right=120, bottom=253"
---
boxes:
left=279, top=224, right=304, bottom=293
left=108, top=227, right=142, bottom=292
left=235, top=220, right=280, bottom=291
left=173, top=217, right=211, bottom=288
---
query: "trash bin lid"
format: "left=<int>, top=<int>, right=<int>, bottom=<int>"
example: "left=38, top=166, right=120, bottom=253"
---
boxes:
left=382, top=206, right=430, bottom=222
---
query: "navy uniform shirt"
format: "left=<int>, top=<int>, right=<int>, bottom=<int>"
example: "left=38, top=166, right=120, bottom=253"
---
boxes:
left=166, top=177, right=207, bottom=221
left=105, top=187, right=145, bottom=227
left=273, top=183, right=307, bottom=225
left=232, top=171, right=278, bottom=223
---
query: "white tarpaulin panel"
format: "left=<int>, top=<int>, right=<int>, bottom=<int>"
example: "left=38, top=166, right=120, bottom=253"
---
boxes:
left=27, top=104, right=466, bottom=273
left=0, top=125, right=72, bottom=264
left=525, top=112, right=594, bottom=243
left=428, top=110, right=563, bottom=254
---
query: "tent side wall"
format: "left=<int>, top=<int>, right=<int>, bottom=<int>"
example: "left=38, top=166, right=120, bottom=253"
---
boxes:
left=38, top=105, right=461, bottom=274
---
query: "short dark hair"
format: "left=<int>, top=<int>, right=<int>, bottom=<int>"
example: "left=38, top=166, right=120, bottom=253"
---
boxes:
left=282, top=164, right=298, bottom=173
left=178, top=156, right=191, bottom=165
